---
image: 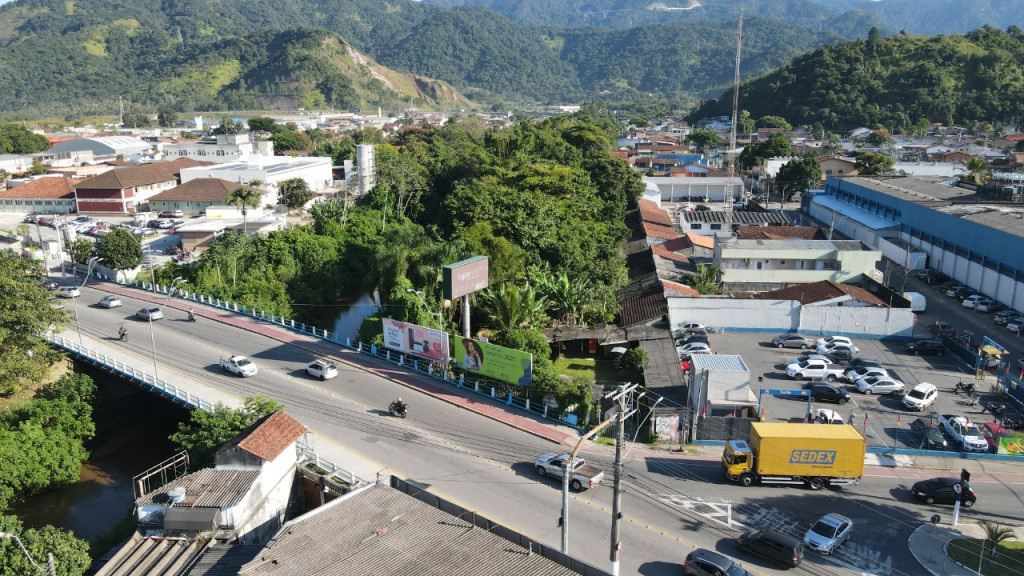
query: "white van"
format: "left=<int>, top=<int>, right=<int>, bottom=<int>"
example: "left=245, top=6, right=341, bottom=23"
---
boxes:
left=904, top=292, right=926, bottom=312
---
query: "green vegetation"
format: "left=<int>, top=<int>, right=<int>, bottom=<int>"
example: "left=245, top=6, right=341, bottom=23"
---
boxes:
left=0, top=253, right=69, bottom=396
left=0, top=123, right=50, bottom=153
left=95, top=228, right=143, bottom=283
left=691, top=25, right=1024, bottom=132
left=170, top=396, right=284, bottom=468
left=948, top=537, right=1024, bottom=576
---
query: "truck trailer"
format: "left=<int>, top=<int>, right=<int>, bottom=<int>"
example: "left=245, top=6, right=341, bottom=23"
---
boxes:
left=723, top=422, right=866, bottom=490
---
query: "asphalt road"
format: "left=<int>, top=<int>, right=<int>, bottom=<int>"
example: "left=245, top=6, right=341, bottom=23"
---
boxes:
left=60, top=283, right=1024, bottom=576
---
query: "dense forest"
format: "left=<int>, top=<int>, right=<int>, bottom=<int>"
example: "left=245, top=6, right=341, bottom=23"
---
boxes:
left=689, top=26, right=1024, bottom=132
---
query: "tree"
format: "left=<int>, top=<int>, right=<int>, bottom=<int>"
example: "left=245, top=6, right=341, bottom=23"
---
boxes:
left=170, top=396, right=284, bottom=467
left=477, top=282, right=548, bottom=335
left=28, top=160, right=47, bottom=175
left=962, top=157, right=991, bottom=185
left=0, top=516, right=91, bottom=576
left=0, top=253, right=69, bottom=396
left=212, top=116, right=246, bottom=135
left=69, top=238, right=94, bottom=265
left=0, top=124, right=50, bottom=154
left=977, top=520, right=1015, bottom=558
left=95, top=228, right=142, bottom=282
left=776, top=156, right=822, bottom=198
left=866, top=128, right=893, bottom=146
left=157, top=107, right=178, bottom=128
left=756, top=115, right=792, bottom=131
left=737, top=110, right=756, bottom=134
left=279, top=177, right=315, bottom=210
left=0, top=168, right=8, bottom=182
left=854, top=151, right=895, bottom=175
left=685, top=129, right=721, bottom=152
left=247, top=116, right=278, bottom=133
left=227, top=180, right=264, bottom=233
left=682, top=263, right=723, bottom=294
left=625, top=348, right=650, bottom=372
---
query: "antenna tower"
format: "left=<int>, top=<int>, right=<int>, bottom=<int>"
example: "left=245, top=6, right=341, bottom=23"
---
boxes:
left=118, top=95, right=125, bottom=127
left=725, top=7, right=743, bottom=232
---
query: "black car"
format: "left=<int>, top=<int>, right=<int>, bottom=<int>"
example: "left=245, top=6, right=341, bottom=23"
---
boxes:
left=736, top=530, right=804, bottom=569
left=910, top=418, right=947, bottom=450
left=807, top=383, right=851, bottom=405
left=843, top=357, right=882, bottom=372
left=912, top=477, right=976, bottom=507
left=906, top=340, right=945, bottom=356
left=683, top=549, right=748, bottom=576
left=824, top=348, right=857, bottom=362
left=676, top=333, right=710, bottom=346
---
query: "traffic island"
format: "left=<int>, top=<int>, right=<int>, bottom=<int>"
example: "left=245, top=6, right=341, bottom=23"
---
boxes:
left=947, top=532, right=1024, bottom=576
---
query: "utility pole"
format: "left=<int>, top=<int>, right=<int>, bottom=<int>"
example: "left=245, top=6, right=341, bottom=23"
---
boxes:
left=609, top=382, right=641, bottom=576
left=560, top=413, right=616, bottom=554
left=724, top=7, right=743, bottom=233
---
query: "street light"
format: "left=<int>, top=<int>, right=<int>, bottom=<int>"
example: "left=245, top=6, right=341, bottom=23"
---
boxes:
left=406, top=289, right=442, bottom=330
left=71, top=256, right=101, bottom=348
left=149, top=276, right=183, bottom=383
left=0, top=531, right=46, bottom=574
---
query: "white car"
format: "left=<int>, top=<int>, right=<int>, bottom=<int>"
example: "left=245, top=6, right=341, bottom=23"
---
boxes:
left=903, top=383, right=938, bottom=411
left=98, top=295, right=122, bottom=308
left=938, top=414, right=989, bottom=452
left=305, top=358, right=338, bottom=380
left=962, top=294, right=984, bottom=309
left=814, top=408, right=846, bottom=425
left=677, top=322, right=705, bottom=332
left=855, top=376, right=905, bottom=395
left=803, top=513, right=853, bottom=555
left=817, top=342, right=859, bottom=355
left=816, top=335, right=854, bottom=348
left=57, top=286, right=81, bottom=298
left=677, top=342, right=711, bottom=357
left=844, top=366, right=887, bottom=383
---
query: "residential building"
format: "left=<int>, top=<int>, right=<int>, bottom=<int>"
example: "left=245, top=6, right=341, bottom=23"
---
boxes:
left=819, top=157, right=857, bottom=181
left=0, top=153, right=33, bottom=176
left=714, top=237, right=881, bottom=291
left=73, top=158, right=206, bottom=214
left=642, top=176, right=744, bottom=203
left=162, top=132, right=274, bottom=164
left=0, top=175, right=78, bottom=214
left=678, top=210, right=798, bottom=237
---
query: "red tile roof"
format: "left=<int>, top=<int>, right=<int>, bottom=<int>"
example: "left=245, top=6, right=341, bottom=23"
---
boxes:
left=687, top=234, right=716, bottom=250
left=662, top=279, right=701, bottom=296
left=150, top=178, right=242, bottom=202
left=643, top=221, right=677, bottom=240
left=0, top=176, right=79, bottom=199
left=749, top=280, right=887, bottom=306
left=637, top=198, right=673, bottom=226
left=652, top=242, right=690, bottom=263
left=219, top=411, right=306, bottom=462
left=74, top=158, right=208, bottom=191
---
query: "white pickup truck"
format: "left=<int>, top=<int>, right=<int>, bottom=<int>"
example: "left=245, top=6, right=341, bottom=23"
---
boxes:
left=786, top=358, right=846, bottom=381
left=535, top=452, right=605, bottom=491
left=938, top=414, right=988, bottom=452
left=220, top=355, right=258, bottom=377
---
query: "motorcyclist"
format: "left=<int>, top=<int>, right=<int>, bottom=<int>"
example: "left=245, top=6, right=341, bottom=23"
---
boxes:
left=188, top=308, right=196, bottom=321
left=118, top=325, right=127, bottom=340
left=393, top=398, right=406, bottom=413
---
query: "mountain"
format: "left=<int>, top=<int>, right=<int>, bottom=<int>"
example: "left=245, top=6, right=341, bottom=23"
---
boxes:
left=419, top=0, right=1024, bottom=35
left=688, top=26, right=1024, bottom=131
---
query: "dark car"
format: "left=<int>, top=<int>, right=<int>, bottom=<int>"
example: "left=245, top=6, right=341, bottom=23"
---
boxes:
left=676, top=333, right=710, bottom=346
left=683, top=549, right=748, bottom=576
left=824, top=347, right=857, bottom=362
left=843, top=357, right=882, bottom=372
left=807, top=383, right=851, bottom=405
left=912, top=477, right=976, bottom=507
left=906, top=340, right=945, bottom=356
left=910, top=418, right=947, bottom=450
left=736, top=529, right=804, bottom=569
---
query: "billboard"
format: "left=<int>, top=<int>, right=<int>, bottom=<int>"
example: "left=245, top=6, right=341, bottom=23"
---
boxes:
left=443, top=256, right=489, bottom=300
left=455, top=337, right=533, bottom=386
left=382, top=318, right=451, bottom=363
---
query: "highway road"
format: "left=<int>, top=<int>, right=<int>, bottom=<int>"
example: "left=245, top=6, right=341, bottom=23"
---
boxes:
left=64, top=283, right=1024, bottom=576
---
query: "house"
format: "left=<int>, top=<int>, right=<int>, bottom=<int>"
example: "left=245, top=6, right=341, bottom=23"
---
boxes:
left=147, top=178, right=242, bottom=216
left=642, top=176, right=744, bottom=203
left=714, top=237, right=882, bottom=291
left=749, top=280, right=887, bottom=308
left=0, top=153, right=33, bottom=176
left=73, top=158, right=208, bottom=214
left=678, top=209, right=798, bottom=237
left=818, top=157, right=857, bottom=181
left=0, top=175, right=79, bottom=214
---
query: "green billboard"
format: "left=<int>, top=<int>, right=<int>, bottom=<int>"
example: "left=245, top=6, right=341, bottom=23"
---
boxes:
left=455, top=337, right=533, bottom=386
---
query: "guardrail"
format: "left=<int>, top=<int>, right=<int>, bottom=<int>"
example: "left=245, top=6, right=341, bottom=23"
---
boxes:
left=47, top=332, right=216, bottom=412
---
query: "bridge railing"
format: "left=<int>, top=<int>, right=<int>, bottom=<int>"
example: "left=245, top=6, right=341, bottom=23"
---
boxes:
left=47, top=333, right=216, bottom=412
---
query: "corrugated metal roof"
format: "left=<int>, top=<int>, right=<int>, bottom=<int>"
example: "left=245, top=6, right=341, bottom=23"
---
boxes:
left=237, top=484, right=583, bottom=576
left=812, top=195, right=898, bottom=230
left=692, top=354, right=748, bottom=372
left=137, top=468, right=259, bottom=508
left=721, top=238, right=864, bottom=251
left=165, top=507, right=221, bottom=532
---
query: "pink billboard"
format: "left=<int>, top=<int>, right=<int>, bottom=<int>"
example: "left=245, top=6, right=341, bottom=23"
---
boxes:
left=382, top=318, right=451, bottom=363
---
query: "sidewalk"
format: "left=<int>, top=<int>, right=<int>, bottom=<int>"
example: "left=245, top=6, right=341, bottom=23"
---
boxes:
left=910, top=522, right=1023, bottom=576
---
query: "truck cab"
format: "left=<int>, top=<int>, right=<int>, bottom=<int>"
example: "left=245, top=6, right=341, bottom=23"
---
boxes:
left=723, top=440, right=754, bottom=485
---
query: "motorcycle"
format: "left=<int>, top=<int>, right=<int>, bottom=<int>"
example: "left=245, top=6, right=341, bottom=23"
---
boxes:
left=388, top=401, right=408, bottom=418
left=118, top=328, right=128, bottom=342
left=953, top=381, right=975, bottom=396
left=986, top=402, right=1006, bottom=416
left=187, top=310, right=197, bottom=322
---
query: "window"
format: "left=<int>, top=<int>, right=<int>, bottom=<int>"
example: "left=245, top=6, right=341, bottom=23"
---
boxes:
left=710, top=223, right=722, bottom=230
left=823, top=262, right=836, bottom=270
left=825, top=169, right=833, bottom=175
left=690, top=223, right=702, bottom=230
left=178, top=150, right=187, bottom=156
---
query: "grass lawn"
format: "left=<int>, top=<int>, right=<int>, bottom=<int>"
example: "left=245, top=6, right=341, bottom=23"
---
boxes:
left=552, top=355, right=641, bottom=387
left=948, top=538, right=1024, bottom=576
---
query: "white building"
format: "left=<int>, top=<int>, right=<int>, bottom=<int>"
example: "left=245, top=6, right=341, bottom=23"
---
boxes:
left=163, top=132, right=274, bottom=164
left=642, top=176, right=744, bottom=203
left=178, top=156, right=333, bottom=207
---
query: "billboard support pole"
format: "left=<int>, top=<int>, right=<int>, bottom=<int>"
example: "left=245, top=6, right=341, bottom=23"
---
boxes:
left=462, top=294, right=471, bottom=338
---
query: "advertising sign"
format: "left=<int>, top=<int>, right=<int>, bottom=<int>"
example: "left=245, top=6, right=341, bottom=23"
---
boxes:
left=382, top=318, right=450, bottom=363
left=443, top=256, right=489, bottom=300
left=455, top=337, right=533, bottom=386
left=998, top=436, right=1024, bottom=455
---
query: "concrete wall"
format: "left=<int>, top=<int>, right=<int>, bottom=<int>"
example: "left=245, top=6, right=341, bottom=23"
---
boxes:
left=668, top=297, right=914, bottom=338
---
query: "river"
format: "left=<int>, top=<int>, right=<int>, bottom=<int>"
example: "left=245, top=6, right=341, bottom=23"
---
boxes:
left=13, top=365, right=189, bottom=542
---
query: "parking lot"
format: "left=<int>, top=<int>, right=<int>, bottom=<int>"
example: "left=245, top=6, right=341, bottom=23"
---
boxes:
left=693, top=275, right=1023, bottom=453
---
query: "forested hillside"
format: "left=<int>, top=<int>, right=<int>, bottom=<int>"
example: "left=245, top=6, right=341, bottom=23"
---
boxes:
left=689, top=26, right=1024, bottom=132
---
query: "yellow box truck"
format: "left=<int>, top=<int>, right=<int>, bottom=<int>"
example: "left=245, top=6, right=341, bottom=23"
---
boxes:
left=722, top=422, right=866, bottom=490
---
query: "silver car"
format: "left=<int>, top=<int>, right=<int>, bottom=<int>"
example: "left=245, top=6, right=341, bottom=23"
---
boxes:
left=772, top=334, right=815, bottom=349
left=136, top=306, right=164, bottom=321
left=855, top=376, right=905, bottom=395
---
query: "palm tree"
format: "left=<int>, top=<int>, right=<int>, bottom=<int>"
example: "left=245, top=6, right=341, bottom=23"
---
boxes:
left=978, top=520, right=1015, bottom=558
left=684, top=263, right=723, bottom=294
left=227, top=180, right=264, bottom=234
left=478, top=282, right=548, bottom=335
left=962, top=157, right=991, bottom=186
